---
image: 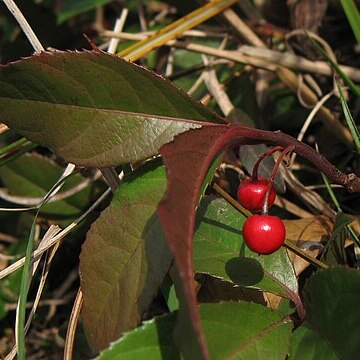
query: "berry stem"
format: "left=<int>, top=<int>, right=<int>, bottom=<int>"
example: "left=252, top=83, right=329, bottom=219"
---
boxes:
left=251, top=145, right=284, bottom=180
left=262, top=146, right=295, bottom=214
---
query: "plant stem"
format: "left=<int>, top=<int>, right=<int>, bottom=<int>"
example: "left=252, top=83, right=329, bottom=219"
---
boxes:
left=221, top=124, right=360, bottom=193
left=262, top=146, right=294, bottom=214
left=212, top=183, right=252, bottom=217
left=283, top=241, right=328, bottom=270
left=251, top=145, right=284, bottom=180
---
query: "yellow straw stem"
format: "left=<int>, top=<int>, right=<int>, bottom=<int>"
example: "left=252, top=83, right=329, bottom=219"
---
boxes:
left=119, top=0, right=238, bottom=61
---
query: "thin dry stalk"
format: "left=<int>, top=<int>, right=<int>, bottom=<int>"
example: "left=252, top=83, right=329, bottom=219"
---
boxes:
left=221, top=8, right=354, bottom=148
left=277, top=160, right=336, bottom=219
left=102, top=29, right=229, bottom=39
left=6, top=226, right=61, bottom=360
left=202, top=56, right=234, bottom=116
left=0, top=171, right=100, bottom=206
left=0, top=187, right=112, bottom=280
left=107, top=9, right=129, bottom=54
left=104, top=31, right=360, bottom=81
left=290, top=91, right=334, bottom=166
left=63, top=289, right=83, bottom=360
left=2, top=0, right=43, bottom=52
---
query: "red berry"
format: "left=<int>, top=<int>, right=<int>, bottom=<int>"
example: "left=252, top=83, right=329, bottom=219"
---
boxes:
left=237, top=177, right=276, bottom=211
left=242, top=214, right=286, bottom=255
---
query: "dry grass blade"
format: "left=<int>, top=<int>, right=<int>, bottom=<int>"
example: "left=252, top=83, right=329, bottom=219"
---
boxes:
left=107, top=9, right=129, bottom=54
left=0, top=172, right=100, bottom=206
left=63, top=289, right=83, bottom=360
left=2, top=0, right=43, bottom=52
left=222, top=8, right=354, bottom=148
left=238, top=45, right=360, bottom=82
left=119, top=0, right=238, bottom=61
left=5, top=228, right=61, bottom=360
left=0, top=123, right=9, bottom=134
left=202, top=55, right=234, bottom=116
left=16, top=164, right=74, bottom=358
left=0, top=187, right=112, bottom=280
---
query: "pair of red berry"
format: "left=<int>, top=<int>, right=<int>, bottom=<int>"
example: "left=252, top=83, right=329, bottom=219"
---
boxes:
left=237, top=176, right=286, bottom=255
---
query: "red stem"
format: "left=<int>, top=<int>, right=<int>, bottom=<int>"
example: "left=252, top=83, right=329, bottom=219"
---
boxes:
left=251, top=145, right=284, bottom=180
left=262, top=146, right=295, bottom=214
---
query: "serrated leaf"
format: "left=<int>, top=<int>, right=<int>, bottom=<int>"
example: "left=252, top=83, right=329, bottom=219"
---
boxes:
left=97, top=313, right=179, bottom=360
left=97, top=302, right=292, bottom=360
left=79, top=163, right=172, bottom=352
left=298, top=267, right=360, bottom=359
left=0, top=153, right=92, bottom=218
left=194, top=196, right=298, bottom=296
left=0, top=51, right=221, bottom=167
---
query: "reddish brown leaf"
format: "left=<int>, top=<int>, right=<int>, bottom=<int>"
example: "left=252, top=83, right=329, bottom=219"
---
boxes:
left=158, top=125, right=226, bottom=359
left=158, top=122, right=360, bottom=358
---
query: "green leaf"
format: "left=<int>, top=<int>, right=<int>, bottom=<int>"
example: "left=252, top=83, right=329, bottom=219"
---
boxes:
left=337, top=83, right=360, bottom=154
left=79, top=163, right=173, bottom=352
left=57, top=0, right=113, bottom=24
left=161, top=274, right=179, bottom=312
left=0, top=153, right=92, bottom=218
left=340, top=0, right=360, bottom=46
left=97, top=313, right=179, bottom=360
left=194, top=196, right=298, bottom=296
left=200, top=302, right=292, bottom=359
left=306, top=33, right=360, bottom=97
left=289, top=323, right=338, bottom=360
left=321, top=212, right=352, bottom=266
left=299, top=267, right=360, bottom=359
left=97, top=302, right=292, bottom=360
left=0, top=51, right=221, bottom=168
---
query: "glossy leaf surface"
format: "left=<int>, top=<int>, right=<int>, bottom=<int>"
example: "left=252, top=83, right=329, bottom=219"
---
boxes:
left=0, top=51, right=221, bottom=167
left=194, top=196, right=297, bottom=296
left=80, top=164, right=172, bottom=351
left=97, top=302, right=292, bottom=360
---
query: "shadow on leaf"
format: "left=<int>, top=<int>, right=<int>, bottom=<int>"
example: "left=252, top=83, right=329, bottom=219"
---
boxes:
left=155, top=313, right=180, bottom=360
left=225, top=257, right=264, bottom=286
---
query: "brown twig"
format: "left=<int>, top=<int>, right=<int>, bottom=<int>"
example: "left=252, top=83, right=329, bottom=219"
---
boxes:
left=222, top=124, right=360, bottom=192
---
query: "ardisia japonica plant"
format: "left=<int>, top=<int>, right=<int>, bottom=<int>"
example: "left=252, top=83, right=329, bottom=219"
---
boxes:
left=0, top=2, right=360, bottom=359
left=1, top=49, right=360, bottom=360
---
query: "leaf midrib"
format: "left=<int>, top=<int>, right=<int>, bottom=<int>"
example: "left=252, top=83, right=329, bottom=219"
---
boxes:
left=0, top=97, right=220, bottom=125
